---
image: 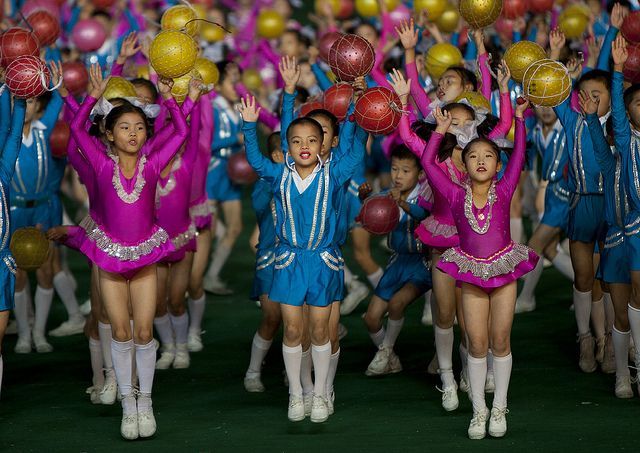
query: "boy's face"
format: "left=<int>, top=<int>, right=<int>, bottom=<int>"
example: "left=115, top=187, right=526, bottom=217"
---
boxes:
left=279, top=32, right=302, bottom=57
left=579, top=79, right=611, bottom=117
left=534, top=106, right=557, bottom=126
left=628, top=91, right=640, bottom=130
left=390, top=157, right=422, bottom=194
left=288, top=123, right=322, bottom=169
left=24, top=98, right=43, bottom=124
left=307, top=114, right=338, bottom=159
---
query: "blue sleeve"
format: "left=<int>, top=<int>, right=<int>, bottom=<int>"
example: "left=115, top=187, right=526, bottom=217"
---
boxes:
left=211, top=107, right=240, bottom=151
left=334, top=103, right=357, bottom=160
left=0, top=88, right=10, bottom=152
left=44, top=47, right=62, bottom=65
left=612, top=71, right=631, bottom=155
left=527, top=26, right=538, bottom=43
left=586, top=113, right=615, bottom=175
left=464, top=37, right=477, bottom=61
left=331, top=118, right=366, bottom=186
left=41, top=90, right=63, bottom=138
left=553, top=95, right=577, bottom=132
left=280, top=91, right=297, bottom=153
left=451, top=32, right=460, bottom=47
left=311, top=63, right=333, bottom=91
left=513, top=31, right=522, bottom=43
left=65, top=6, right=81, bottom=35
left=243, top=122, right=281, bottom=184
left=124, top=9, right=141, bottom=32
left=406, top=201, right=428, bottom=221
left=597, top=26, right=618, bottom=71
left=1, top=99, right=26, bottom=178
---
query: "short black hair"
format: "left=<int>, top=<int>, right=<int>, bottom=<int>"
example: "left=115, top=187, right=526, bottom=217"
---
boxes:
left=390, top=144, right=420, bottom=168
left=282, top=29, right=311, bottom=48
left=91, top=10, right=111, bottom=21
left=216, top=60, right=236, bottom=84
left=624, top=83, right=640, bottom=110
left=444, top=66, right=478, bottom=91
left=35, top=91, right=53, bottom=113
left=131, top=78, right=158, bottom=100
left=306, top=108, right=339, bottom=137
left=104, top=101, right=152, bottom=137
left=461, top=137, right=501, bottom=163
left=577, top=69, right=611, bottom=93
left=266, top=132, right=281, bottom=160
left=286, top=117, right=324, bottom=143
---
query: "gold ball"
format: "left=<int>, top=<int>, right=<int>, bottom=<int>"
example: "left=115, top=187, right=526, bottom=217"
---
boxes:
left=242, top=69, right=262, bottom=91
left=103, top=77, right=137, bottom=100
left=454, top=91, right=491, bottom=111
left=315, top=0, right=341, bottom=16
left=201, top=23, right=225, bottom=42
left=522, top=59, right=572, bottom=107
left=257, top=10, right=285, bottom=39
left=459, top=0, right=503, bottom=29
left=149, top=30, right=198, bottom=79
left=355, top=0, right=399, bottom=17
left=436, top=4, right=460, bottom=33
left=161, top=5, right=200, bottom=37
left=171, top=69, right=202, bottom=105
left=559, top=8, right=589, bottom=39
left=425, top=42, right=463, bottom=79
left=414, top=0, right=447, bottom=21
left=10, top=227, right=49, bottom=271
left=193, top=57, right=219, bottom=92
left=504, top=41, right=547, bottom=83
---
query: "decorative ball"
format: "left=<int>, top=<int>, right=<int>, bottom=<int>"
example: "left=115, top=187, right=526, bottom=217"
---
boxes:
left=149, top=30, right=198, bottom=79
left=299, top=97, right=325, bottom=117
left=71, top=19, right=107, bottom=52
left=327, top=33, right=375, bottom=82
left=161, top=5, right=200, bottom=37
left=171, top=70, right=201, bottom=105
left=425, top=42, right=463, bottom=79
left=319, top=31, right=344, bottom=63
left=315, top=0, right=341, bottom=16
left=621, top=11, right=640, bottom=44
left=242, top=69, right=262, bottom=91
left=103, top=76, right=137, bottom=100
left=4, top=55, right=50, bottom=98
left=504, top=40, right=547, bottom=83
left=623, top=43, right=640, bottom=84
left=354, top=87, right=402, bottom=135
left=10, top=227, right=50, bottom=271
left=193, top=57, right=219, bottom=92
left=25, top=11, right=60, bottom=47
left=0, top=28, right=40, bottom=68
left=414, top=0, right=447, bottom=21
left=21, top=0, right=60, bottom=19
left=459, top=0, right=503, bottom=29
left=502, top=0, right=526, bottom=19
left=388, top=3, right=412, bottom=29
left=61, top=61, right=88, bottom=96
left=356, top=195, right=400, bottom=235
left=355, top=0, right=399, bottom=17
left=528, top=0, right=554, bottom=13
left=227, top=152, right=258, bottom=185
left=323, top=83, right=354, bottom=121
left=337, top=0, right=355, bottom=19
left=201, top=22, right=226, bottom=42
left=50, top=120, right=70, bottom=158
left=522, top=59, right=572, bottom=107
left=436, top=4, right=460, bottom=33
left=559, top=7, right=589, bottom=39
left=256, top=10, right=285, bottom=40
left=92, top=0, right=116, bottom=8
left=454, top=91, right=491, bottom=111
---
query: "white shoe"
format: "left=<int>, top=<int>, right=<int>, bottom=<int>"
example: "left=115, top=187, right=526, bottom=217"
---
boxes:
left=514, top=297, right=536, bottom=314
left=173, top=344, right=190, bottom=369
left=86, top=386, right=102, bottom=404
left=615, top=375, right=634, bottom=399
left=327, top=391, right=335, bottom=416
left=439, top=383, right=459, bottom=412
left=187, top=330, right=203, bottom=352
left=79, top=299, right=92, bottom=316
left=303, top=393, right=313, bottom=416
left=366, top=346, right=392, bottom=376
left=100, top=371, right=117, bottom=405
left=49, top=315, right=86, bottom=337
left=337, top=323, right=348, bottom=341
left=421, top=293, right=433, bottom=326
left=137, top=395, right=157, bottom=438
left=388, top=351, right=403, bottom=374
left=578, top=333, right=597, bottom=373
left=155, top=344, right=176, bottom=369
left=601, top=334, right=616, bottom=374
left=5, top=319, right=17, bottom=335
left=310, top=394, right=329, bottom=423
left=287, top=395, right=305, bottom=422
left=488, top=407, right=509, bottom=438
left=485, top=370, right=495, bottom=393
left=120, top=395, right=139, bottom=440
left=468, top=407, right=490, bottom=440
left=595, top=336, right=605, bottom=364
left=340, top=279, right=369, bottom=315
left=203, top=276, right=233, bottom=295
left=244, top=375, right=265, bottom=393
left=427, top=353, right=439, bottom=375
left=15, top=335, right=31, bottom=354
left=459, top=369, right=470, bottom=393
left=32, top=333, right=53, bottom=353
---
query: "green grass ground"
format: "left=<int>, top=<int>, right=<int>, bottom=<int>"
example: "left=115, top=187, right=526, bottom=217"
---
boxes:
left=1, top=194, right=639, bottom=452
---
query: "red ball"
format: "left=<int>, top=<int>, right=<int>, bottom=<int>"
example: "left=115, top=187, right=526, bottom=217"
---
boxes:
left=62, top=61, right=89, bottom=96
left=502, top=0, right=527, bottom=19
left=353, top=87, right=403, bottom=135
left=621, top=11, right=640, bottom=44
left=5, top=55, right=50, bottom=98
left=26, top=11, right=61, bottom=47
left=50, top=121, right=70, bottom=158
left=71, top=19, right=107, bottom=53
left=0, top=28, right=40, bottom=68
left=299, top=97, right=324, bottom=117
left=528, top=0, right=554, bottom=13
left=92, top=0, right=116, bottom=8
left=623, top=43, right=640, bottom=84
left=357, top=195, right=400, bottom=235
left=494, top=17, right=514, bottom=38
left=227, top=152, right=258, bottom=185
left=327, top=33, right=375, bottom=82
left=318, top=31, right=344, bottom=64
left=21, top=0, right=60, bottom=19
left=323, top=82, right=354, bottom=121
left=337, top=0, right=355, bottom=19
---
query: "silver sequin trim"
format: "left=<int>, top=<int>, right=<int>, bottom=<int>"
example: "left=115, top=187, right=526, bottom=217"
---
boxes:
left=440, top=242, right=533, bottom=281
left=256, top=251, right=275, bottom=270
left=170, top=223, right=196, bottom=249
left=421, top=216, right=457, bottom=238
left=3, top=255, right=17, bottom=275
left=110, top=154, right=147, bottom=204
left=604, top=230, right=624, bottom=249
left=274, top=250, right=295, bottom=269
left=320, top=250, right=344, bottom=271
left=189, top=201, right=213, bottom=218
left=463, top=181, right=497, bottom=235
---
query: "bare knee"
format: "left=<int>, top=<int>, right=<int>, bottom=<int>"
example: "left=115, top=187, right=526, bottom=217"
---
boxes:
left=574, top=273, right=594, bottom=292
left=284, top=323, right=302, bottom=344
left=490, top=334, right=511, bottom=357
left=311, top=323, right=329, bottom=345
left=363, top=311, right=382, bottom=333
left=134, top=327, right=153, bottom=344
left=112, top=324, right=132, bottom=342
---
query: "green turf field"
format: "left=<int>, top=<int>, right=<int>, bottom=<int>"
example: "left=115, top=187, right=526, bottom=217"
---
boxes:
left=1, top=193, right=639, bottom=452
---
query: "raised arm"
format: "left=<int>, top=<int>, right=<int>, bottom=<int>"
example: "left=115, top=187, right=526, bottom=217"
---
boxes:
left=389, top=67, right=427, bottom=157
left=0, top=98, right=26, bottom=178
left=501, top=103, right=528, bottom=194
left=586, top=113, right=616, bottom=175
left=238, top=96, right=281, bottom=183
left=279, top=56, right=301, bottom=153
left=611, top=36, right=632, bottom=154
left=420, top=130, right=456, bottom=200
left=235, top=81, right=279, bottom=130
left=396, top=20, right=431, bottom=118
left=0, top=87, right=10, bottom=151
left=334, top=103, right=357, bottom=160
left=69, top=95, right=110, bottom=168
left=40, top=90, right=64, bottom=138
left=311, top=63, right=333, bottom=91
left=148, top=93, right=188, bottom=170
left=332, top=117, right=367, bottom=185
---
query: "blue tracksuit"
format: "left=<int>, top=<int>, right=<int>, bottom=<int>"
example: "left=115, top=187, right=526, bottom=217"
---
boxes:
left=250, top=178, right=277, bottom=300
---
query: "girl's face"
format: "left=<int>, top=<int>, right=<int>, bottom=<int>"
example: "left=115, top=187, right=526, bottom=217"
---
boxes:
left=355, top=24, right=378, bottom=48
left=133, top=84, right=155, bottom=104
left=437, top=70, right=469, bottom=103
left=464, top=142, right=501, bottom=183
left=23, top=98, right=42, bottom=124
left=446, top=106, right=475, bottom=132
left=307, top=114, right=338, bottom=159
left=298, top=63, right=317, bottom=90
left=106, top=112, right=147, bottom=155
left=279, top=32, right=303, bottom=58
left=288, top=123, right=322, bottom=169
left=219, top=74, right=239, bottom=103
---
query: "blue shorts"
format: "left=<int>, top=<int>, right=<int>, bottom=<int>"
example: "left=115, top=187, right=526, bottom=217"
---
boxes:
left=541, top=182, right=570, bottom=231
left=0, top=252, right=17, bottom=311
left=251, top=249, right=275, bottom=301
left=10, top=203, right=52, bottom=234
left=206, top=156, right=243, bottom=202
left=269, top=247, right=344, bottom=307
left=624, top=211, right=640, bottom=272
left=375, top=253, right=432, bottom=302
left=49, top=194, right=63, bottom=227
left=600, top=228, right=630, bottom=284
left=567, top=194, right=606, bottom=243
left=366, top=137, right=391, bottom=174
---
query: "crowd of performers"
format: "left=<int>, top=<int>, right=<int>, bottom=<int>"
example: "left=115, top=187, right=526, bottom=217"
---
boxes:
left=1, top=0, right=640, bottom=442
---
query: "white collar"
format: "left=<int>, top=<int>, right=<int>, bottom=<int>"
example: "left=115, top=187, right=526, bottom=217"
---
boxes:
left=286, top=155, right=323, bottom=194
left=22, top=120, right=47, bottom=147
left=536, top=119, right=563, bottom=148
left=599, top=111, right=611, bottom=126
left=399, top=184, right=420, bottom=218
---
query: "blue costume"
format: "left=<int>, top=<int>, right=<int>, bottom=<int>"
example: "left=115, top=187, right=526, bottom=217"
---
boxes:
left=250, top=178, right=277, bottom=300
left=374, top=185, right=432, bottom=302
left=0, top=90, right=26, bottom=311
left=586, top=112, right=630, bottom=284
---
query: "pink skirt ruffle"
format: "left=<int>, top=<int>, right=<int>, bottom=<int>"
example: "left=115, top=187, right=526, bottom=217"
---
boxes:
left=415, top=216, right=459, bottom=250
left=189, top=197, right=213, bottom=230
left=437, top=241, right=539, bottom=290
left=163, top=223, right=197, bottom=263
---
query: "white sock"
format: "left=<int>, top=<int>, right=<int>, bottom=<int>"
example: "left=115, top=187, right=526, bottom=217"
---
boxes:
left=603, top=293, right=615, bottom=335
left=382, top=317, right=404, bottom=348
left=492, top=353, right=513, bottom=410
left=283, top=344, right=303, bottom=396
left=369, top=327, right=385, bottom=348
left=591, top=296, right=605, bottom=340
left=552, top=249, right=575, bottom=280
left=13, top=289, right=30, bottom=339
left=573, top=286, right=592, bottom=335
left=246, top=333, right=272, bottom=378
left=344, top=265, right=354, bottom=286
left=206, top=243, right=232, bottom=281
left=628, top=305, right=640, bottom=361
left=153, top=314, right=174, bottom=347
left=326, top=348, right=340, bottom=397
left=312, top=341, right=331, bottom=398
left=135, top=341, right=156, bottom=397
left=487, top=349, right=494, bottom=374
left=89, top=337, right=104, bottom=389
left=53, top=272, right=81, bottom=319
left=33, top=286, right=54, bottom=337
left=459, top=343, right=469, bottom=376
left=98, top=322, right=113, bottom=370
left=300, top=348, right=314, bottom=396
left=467, top=355, right=488, bottom=413
left=169, top=313, right=189, bottom=345
left=188, top=295, right=206, bottom=334
left=214, top=219, right=226, bottom=241
left=518, top=259, right=544, bottom=301
left=612, top=327, right=631, bottom=377
left=367, top=268, right=383, bottom=289
left=434, top=326, right=455, bottom=388
left=111, top=339, right=133, bottom=397
left=510, top=217, right=523, bottom=243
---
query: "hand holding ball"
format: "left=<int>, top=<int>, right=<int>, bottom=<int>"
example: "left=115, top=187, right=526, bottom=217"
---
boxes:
left=357, top=195, right=400, bottom=235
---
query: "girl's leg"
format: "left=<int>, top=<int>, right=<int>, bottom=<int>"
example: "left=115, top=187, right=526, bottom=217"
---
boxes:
left=245, top=296, right=281, bottom=392
left=188, top=229, right=211, bottom=351
left=93, top=265, right=116, bottom=404
left=204, top=200, right=242, bottom=294
left=33, top=251, right=55, bottom=352
left=86, top=313, right=103, bottom=404
left=308, top=303, right=332, bottom=423
left=326, top=301, right=341, bottom=414
left=13, top=270, right=32, bottom=353
left=363, top=295, right=388, bottom=346
left=629, top=271, right=640, bottom=393
left=168, top=253, right=194, bottom=369
left=351, top=226, right=382, bottom=290
left=300, top=305, right=313, bottom=404
left=609, top=283, right=633, bottom=398
left=0, top=310, right=9, bottom=399
left=280, top=303, right=305, bottom=421
left=570, top=240, right=597, bottom=373
left=154, top=264, right=174, bottom=370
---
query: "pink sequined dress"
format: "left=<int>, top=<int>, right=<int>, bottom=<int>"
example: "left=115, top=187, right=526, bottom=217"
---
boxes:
left=423, top=118, right=538, bottom=289
left=189, top=94, right=215, bottom=230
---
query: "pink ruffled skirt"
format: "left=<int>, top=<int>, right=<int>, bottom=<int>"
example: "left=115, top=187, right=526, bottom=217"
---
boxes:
left=163, top=223, right=197, bottom=263
left=415, top=215, right=459, bottom=250
left=189, top=196, right=213, bottom=230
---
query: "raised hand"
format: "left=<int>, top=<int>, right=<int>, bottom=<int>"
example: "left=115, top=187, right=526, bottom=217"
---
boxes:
left=352, top=76, right=367, bottom=100
left=612, top=34, right=629, bottom=70
left=549, top=28, right=566, bottom=60
left=188, top=76, right=203, bottom=101
left=497, top=59, right=511, bottom=93
left=358, top=182, right=373, bottom=200
left=238, top=95, right=261, bottom=123
left=157, top=78, right=174, bottom=99
left=49, top=60, right=68, bottom=97
left=434, top=106, right=452, bottom=134
left=566, top=57, right=583, bottom=80
left=515, top=97, right=531, bottom=118
left=395, top=19, right=419, bottom=50
left=118, top=32, right=141, bottom=61
left=585, top=35, right=600, bottom=67
left=578, top=90, right=599, bottom=116
left=611, top=2, right=628, bottom=29
left=388, top=68, right=411, bottom=104
left=278, top=55, right=300, bottom=95
left=88, top=63, right=109, bottom=99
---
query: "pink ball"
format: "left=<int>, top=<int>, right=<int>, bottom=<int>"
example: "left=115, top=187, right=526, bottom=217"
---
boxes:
left=71, top=19, right=107, bottom=53
left=389, top=4, right=411, bottom=30
left=21, top=0, right=60, bottom=19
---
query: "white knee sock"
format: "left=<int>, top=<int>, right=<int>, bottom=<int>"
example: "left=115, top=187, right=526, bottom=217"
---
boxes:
left=246, top=332, right=272, bottom=378
left=367, top=268, right=383, bottom=289
left=135, top=341, right=156, bottom=397
left=153, top=314, right=174, bottom=347
left=492, top=353, right=513, bottom=410
left=344, top=265, right=354, bottom=286
left=282, top=344, right=303, bottom=396
left=300, top=348, right=314, bottom=396
left=188, top=295, right=206, bottom=334
left=518, top=259, right=544, bottom=301
left=206, top=243, right=232, bottom=281
left=89, top=337, right=104, bottom=389
left=369, top=327, right=385, bottom=348
left=434, top=326, right=455, bottom=387
left=591, top=296, right=605, bottom=340
left=111, top=339, right=133, bottom=397
left=510, top=218, right=523, bottom=243
left=14, top=289, right=30, bottom=339
left=98, top=322, right=113, bottom=370
left=467, top=355, right=488, bottom=413
left=628, top=305, right=640, bottom=361
left=312, top=341, right=331, bottom=398
left=603, top=293, right=614, bottom=335
left=214, top=219, right=226, bottom=241
left=612, top=327, right=631, bottom=377
left=459, top=343, right=469, bottom=376
left=33, top=286, right=54, bottom=338
left=382, top=317, right=404, bottom=349
left=53, top=272, right=81, bottom=319
left=326, top=348, right=340, bottom=397
left=552, top=249, right=575, bottom=280
left=169, top=313, right=189, bottom=345
left=573, top=286, right=592, bottom=335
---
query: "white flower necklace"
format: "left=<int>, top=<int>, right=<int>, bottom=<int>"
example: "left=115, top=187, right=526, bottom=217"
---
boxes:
left=463, top=180, right=497, bottom=235
left=110, top=154, right=147, bottom=204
